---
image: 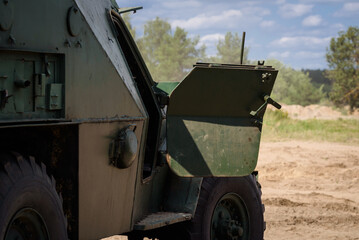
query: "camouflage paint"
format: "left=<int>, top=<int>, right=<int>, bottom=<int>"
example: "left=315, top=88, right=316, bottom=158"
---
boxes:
left=167, top=65, right=277, bottom=176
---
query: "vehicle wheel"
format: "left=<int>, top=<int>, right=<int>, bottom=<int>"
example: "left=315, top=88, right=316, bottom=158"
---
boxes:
left=0, top=152, right=68, bottom=240
left=188, top=175, right=265, bottom=240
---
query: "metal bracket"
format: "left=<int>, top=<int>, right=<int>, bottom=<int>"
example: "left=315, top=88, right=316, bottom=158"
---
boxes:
left=48, top=83, right=63, bottom=110
left=156, top=91, right=169, bottom=108
left=117, top=6, right=143, bottom=14
left=250, top=95, right=281, bottom=117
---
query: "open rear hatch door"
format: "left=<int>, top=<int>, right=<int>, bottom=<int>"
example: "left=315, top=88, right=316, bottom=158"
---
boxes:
left=167, top=63, right=278, bottom=177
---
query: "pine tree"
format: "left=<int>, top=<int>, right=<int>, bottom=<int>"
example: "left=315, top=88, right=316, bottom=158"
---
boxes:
left=212, top=32, right=249, bottom=64
left=267, top=59, right=325, bottom=106
left=137, top=18, right=205, bottom=82
left=326, top=26, right=359, bottom=112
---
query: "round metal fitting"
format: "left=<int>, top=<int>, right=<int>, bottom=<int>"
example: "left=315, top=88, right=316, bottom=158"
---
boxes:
left=120, top=128, right=138, bottom=168
left=67, top=6, right=82, bottom=37
left=109, top=127, right=138, bottom=169
left=0, top=0, right=14, bottom=31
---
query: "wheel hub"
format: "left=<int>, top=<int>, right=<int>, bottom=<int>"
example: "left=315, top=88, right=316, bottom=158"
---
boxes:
left=5, top=208, right=49, bottom=240
left=211, top=193, right=249, bottom=240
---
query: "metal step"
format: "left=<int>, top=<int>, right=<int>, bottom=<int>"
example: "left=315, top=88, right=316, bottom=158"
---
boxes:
left=134, top=212, right=192, bottom=230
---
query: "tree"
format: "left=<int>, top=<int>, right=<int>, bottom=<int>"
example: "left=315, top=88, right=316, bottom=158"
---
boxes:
left=326, top=26, right=359, bottom=112
left=302, top=69, right=332, bottom=95
left=136, top=17, right=206, bottom=82
left=211, top=32, right=249, bottom=64
left=266, top=59, right=325, bottom=106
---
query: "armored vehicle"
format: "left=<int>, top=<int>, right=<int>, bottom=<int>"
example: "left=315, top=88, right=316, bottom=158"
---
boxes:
left=0, top=0, right=280, bottom=239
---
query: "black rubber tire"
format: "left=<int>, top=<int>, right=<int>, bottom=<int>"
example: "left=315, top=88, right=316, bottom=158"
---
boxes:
left=187, top=175, right=265, bottom=240
left=0, top=152, right=68, bottom=240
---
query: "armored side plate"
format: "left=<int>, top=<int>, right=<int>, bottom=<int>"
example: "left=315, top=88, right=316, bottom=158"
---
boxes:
left=167, top=63, right=277, bottom=177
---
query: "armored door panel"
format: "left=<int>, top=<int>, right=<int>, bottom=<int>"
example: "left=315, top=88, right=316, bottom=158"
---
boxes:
left=167, top=64, right=278, bottom=177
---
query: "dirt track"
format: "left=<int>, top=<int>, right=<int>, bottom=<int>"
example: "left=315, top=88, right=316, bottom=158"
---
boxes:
left=257, top=140, right=359, bottom=240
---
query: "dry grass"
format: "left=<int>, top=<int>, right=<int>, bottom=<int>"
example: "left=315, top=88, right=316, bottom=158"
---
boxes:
left=262, top=109, right=359, bottom=144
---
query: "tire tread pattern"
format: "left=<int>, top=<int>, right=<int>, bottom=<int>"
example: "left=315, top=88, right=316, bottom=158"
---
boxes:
left=189, top=175, right=264, bottom=240
left=0, top=152, right=68, bottom=239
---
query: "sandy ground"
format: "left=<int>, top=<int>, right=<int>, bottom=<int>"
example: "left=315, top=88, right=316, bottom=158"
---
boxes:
left=257, top=140, right=359, bottom=240
left=258, top=105, right=359, bottom=239
left=277, top=104, right=359, bottom=120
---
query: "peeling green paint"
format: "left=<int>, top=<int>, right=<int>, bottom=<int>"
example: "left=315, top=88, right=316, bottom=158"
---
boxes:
left=167, top=116, right=261, bottom=176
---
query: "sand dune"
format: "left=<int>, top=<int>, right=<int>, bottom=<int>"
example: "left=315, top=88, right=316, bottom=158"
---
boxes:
left=274, top=104, right=359, bottom=120
left=257, top=140, right=359, bottom=240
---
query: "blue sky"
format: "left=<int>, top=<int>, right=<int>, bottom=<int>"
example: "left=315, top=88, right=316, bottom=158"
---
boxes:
left=116, top=0, right=359, bottom=69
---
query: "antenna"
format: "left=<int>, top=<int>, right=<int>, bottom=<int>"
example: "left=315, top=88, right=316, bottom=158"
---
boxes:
left=240, top=32, right=246, bottom=65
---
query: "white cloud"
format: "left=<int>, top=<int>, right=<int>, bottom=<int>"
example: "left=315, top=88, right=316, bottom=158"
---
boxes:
left=334, top=2, right=359, bottom=16
left=198, top=33, right=225, bottom=56
left=268, top=51, right=291, bottom=58
left=276, top=0, right=286, bottom=4
left=299, top=0, right=345, bottom=2
left=199, top=33, right=225, bottom=45
left=279, top=4, right=313, bottom=18
left=294, top=51, right=324, bottom=59
left=302, top=15, right=322, bottom=27
left=241, top=7, right=271, bottom=17
left=171, top=10, right=242, bottom=30
left=162, top=1, right=202, bottom=9
left=342, top=2, right=359, bottom=11
left=331, top=23, right=345, bottom=30
left=271, top=36, right=331, bottom=48
left=261, top=20, right=275, bottom=28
